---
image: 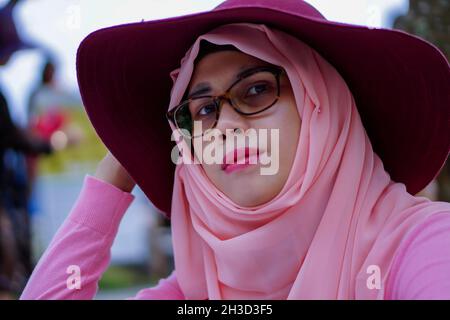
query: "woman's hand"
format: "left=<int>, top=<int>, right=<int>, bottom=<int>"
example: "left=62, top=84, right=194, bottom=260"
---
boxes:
left=94, top=152, right=135, bottom=193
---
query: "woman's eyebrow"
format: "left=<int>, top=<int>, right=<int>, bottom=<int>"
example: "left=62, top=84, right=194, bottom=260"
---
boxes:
left=187, top=64, right=268, bottom=99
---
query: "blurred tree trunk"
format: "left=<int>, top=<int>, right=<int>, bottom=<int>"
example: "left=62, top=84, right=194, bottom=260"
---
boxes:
left=394, top=0, right=449, bottom=59
left=394, top=0, right=450, bottom=201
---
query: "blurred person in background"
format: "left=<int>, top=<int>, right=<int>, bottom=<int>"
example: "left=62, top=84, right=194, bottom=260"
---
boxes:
left=0, top=0, right=52, bottom=298
left=26, top=55, right=84, bottom=201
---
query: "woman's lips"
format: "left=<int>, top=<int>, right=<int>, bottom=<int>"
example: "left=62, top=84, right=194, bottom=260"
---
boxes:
left=221, top=147, right=260, bottom=174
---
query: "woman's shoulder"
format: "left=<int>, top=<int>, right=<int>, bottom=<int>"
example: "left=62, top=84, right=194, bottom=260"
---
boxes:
left=385, top=211, right=450, bottom=299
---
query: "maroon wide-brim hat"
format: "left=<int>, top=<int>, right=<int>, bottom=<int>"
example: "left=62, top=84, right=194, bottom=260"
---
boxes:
left=76, top=0, right=450, bottom=218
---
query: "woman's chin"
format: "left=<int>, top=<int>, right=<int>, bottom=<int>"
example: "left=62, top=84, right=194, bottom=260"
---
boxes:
left=228, top=191, right=276, bottom=208
left=205, top=165, right=285, bottom=207
left=222, top=181, right=280, bottom=208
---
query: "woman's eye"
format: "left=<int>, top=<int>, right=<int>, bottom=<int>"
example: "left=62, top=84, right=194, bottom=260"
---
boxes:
left=246, top=83, right=268, bottom=96
left=197, top=104, right=216, bottom=116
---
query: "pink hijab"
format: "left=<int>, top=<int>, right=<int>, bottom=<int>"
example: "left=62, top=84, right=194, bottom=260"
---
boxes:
left=166, top=23, right=450, bottom=299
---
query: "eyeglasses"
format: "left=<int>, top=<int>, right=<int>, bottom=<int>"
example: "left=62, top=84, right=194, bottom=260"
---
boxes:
left=166, top=65, right=284, bottom=138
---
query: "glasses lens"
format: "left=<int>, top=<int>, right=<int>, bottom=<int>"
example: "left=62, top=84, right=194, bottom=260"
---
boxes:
left=173, top=69, right=279, bottom=137
left=173, top=102, right=193, bottom=135
left=231, top=71, right=279, bottom=113
left=174, top=98, right=218, bottom=137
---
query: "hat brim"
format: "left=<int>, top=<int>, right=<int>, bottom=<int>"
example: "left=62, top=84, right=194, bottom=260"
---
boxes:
left=76, top=6, right=450, bottom=217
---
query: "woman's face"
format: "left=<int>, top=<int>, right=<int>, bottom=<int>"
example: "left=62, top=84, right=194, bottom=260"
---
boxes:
left=187, top=50, right=300, bottom=207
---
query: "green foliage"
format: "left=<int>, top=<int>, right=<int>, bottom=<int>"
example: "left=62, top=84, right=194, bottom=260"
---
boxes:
left=394, top=0, right=449, bottom=59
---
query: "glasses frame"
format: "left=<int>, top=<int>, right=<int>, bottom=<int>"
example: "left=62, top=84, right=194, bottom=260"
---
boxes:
left=166, top=65, right=284, bottom=137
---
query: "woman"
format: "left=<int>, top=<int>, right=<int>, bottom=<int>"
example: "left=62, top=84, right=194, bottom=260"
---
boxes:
left=21, top=0, right=450, bottom=299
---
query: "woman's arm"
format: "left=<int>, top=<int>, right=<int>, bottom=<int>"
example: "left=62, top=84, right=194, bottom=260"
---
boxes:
left=20, top=152, right=185, bottom=300
left=385, top=211, right=450, bottom=300
left=20, top=174, right=135, bottom=299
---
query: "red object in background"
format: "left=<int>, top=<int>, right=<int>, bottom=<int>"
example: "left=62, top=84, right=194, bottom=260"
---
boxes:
left=30, top=107, right=66, bottom=141
left=26, top=107, right=67, bottom=190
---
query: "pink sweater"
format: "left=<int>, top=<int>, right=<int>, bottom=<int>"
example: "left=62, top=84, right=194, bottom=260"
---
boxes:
left=20, top=175, right=450, bottom=300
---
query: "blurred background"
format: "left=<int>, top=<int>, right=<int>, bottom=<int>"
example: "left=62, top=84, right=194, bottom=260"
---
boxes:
left=0, top=0, right=448, bottom=299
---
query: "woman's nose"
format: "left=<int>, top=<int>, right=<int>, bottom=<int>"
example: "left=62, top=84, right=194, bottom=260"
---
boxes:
left=214, top=99, right=248, bottom=134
